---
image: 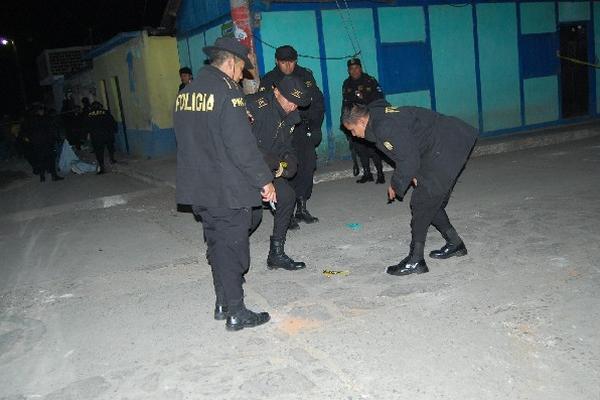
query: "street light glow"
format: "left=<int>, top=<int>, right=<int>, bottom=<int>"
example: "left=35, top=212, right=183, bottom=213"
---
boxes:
left=0, top=39, right=9, bottom=46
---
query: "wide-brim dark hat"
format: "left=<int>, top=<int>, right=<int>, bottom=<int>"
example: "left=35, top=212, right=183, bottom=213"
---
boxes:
left=276, top=75, right=311, bottom=107
left=203, top=37, right=253, bottom=69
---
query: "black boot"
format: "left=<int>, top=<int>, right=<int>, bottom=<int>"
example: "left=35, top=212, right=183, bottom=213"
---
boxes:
left=39, top=173, right=46, bottom=182
left=376, top=170, right=385, bottom=184
left=295, top=198, right=319, bottom=224
left=288, top=217, right=300, bottom=230
left=352, top=163, right=360, bottom=177
left=267, top=237, right=306, bottom=271
left=356, top=172, right=374, bottom=183
left=214, top=303, right=228, bottom=320
left=51, top=174, right=64, bottom=181
left=429, top=228, right=467, bottom=259
left=226, top=300, right=270, bottom=332
left=387, top=242, right=429, bottom=276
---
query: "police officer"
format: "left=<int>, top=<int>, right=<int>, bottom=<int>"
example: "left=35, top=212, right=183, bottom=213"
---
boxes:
left=341, top=58, right=385, bottom=184
left=174, top=37, right=275, bottom=331
left=85, top=101, right=118, bottom=174
left=342, top=99, right=478, bottom=276
left=259, top=45, right=325, bottom=226
left=178, top=67, right=193, bottom=92
left=246, top=75, right=310, bottom=271
left=20, top=103, right=64, bottom=182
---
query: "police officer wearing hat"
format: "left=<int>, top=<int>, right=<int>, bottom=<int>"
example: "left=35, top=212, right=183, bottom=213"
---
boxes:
left=342, top=99, right=478, bottom=276
left=246, top=75, right=311, bottom=271
left=84, top=101, right=118, bottom=174
left=342, top=58, right=385, bottom=184
left=178, top=67, right=193, bottom=92
left=174, top=37, right=276, bottom=331
left=259, top=45, right=325, bottom=227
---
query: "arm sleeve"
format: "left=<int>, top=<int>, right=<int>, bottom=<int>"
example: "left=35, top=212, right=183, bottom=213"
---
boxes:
left=307, top=81, right=325, bottom=146
left=379, top=120, right=420, bottom=196
left=220, top=95, right=273, bottom=190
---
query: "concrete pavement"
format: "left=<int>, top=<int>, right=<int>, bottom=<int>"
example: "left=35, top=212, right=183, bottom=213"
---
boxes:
left=0, top=135, right=599, bottom=399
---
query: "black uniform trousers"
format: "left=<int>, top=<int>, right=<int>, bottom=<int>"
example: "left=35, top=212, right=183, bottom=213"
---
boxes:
left=290, top=137, right=317, bottom=200
left=353, top=138, right=383, bottom=174
left=408, top=133, right=475, bottom=245
left=194, top=206, right=262, bottom=307
left=92, top=134, right=115, bottom=170
left=272, top=178, right=296, bottom=240
left=33, top=144, right=58, bottom=177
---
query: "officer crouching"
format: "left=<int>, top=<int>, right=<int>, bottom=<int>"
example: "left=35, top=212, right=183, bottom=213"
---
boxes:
left=246, top=75, right=310, bottom=271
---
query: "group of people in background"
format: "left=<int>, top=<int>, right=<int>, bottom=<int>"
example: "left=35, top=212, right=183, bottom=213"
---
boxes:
left=7, top=93, right=119, bottom=181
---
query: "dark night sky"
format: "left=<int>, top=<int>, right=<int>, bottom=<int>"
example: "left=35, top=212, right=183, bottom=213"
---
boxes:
left=0, top=0, right=168, bottom=118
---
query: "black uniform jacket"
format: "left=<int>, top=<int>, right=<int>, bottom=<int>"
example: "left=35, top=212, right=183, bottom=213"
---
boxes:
left=174, top=65, right=272, bottom=208
left=21, top=115, right=59, bottom=147
left=85, top=109, right=117, bottom=140
left=365, top=99, right=478, bottom=198
left=246, top=90, right=300, bottom=177
left=259, top=65, right=325, bottom=148
left=342, top=72, right=384, bottom=109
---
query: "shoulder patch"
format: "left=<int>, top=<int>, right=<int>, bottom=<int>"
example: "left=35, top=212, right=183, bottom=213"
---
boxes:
left=383, top=141, right=394, bottom=151
left=231, top=97, right=245, bottom=108
left=257, top=97, right=268, bottom=108
left=385, top=106, right=400, bottom=113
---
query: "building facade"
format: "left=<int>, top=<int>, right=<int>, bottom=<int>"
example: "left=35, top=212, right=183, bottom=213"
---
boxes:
left=88, top=31, right=180, bottom=158
left=175, top=0, right=598, bottom=163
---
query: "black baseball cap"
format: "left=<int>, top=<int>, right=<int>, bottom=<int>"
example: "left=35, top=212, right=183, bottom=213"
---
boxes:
left=347, top=58, right=362, bottom=67
left=179, top=67, right=192, bottom=75
left=275, top=45, right=298, bottom=61
left=276, top=75, right=310, bottom=107
left=203, top=37, right=253, bottom=69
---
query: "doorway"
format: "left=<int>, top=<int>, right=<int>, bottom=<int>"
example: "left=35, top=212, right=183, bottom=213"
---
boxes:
left=559, top=23, right=589, bottom=119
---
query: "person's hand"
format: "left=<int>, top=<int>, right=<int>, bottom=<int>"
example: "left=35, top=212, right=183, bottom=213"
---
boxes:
left=261, top=182, right=277, bottom=203
left=387, top=186, right=396, bottom=201
left=412, top=177, right=418, bottom=187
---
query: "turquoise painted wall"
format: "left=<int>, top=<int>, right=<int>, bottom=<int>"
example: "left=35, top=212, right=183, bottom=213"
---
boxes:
left=177, top=39, right=191, bottom=70
left=524, top=76, right=559, bottom=124
left=378, top=6, right=426, bottom=43
left=387, top=91, right=431, bottom=108
left=596, top=2, right=600, bottom=113
left=521, top=2, right=556, bottom=34
left=187, top=33, right=205, bottom=74
left=477, top=2, right=522, bottom=131
left=429, top=4, right=479, bottom=127
left=559, top=1, right=591, bottom=21
left=259, top=10, right=327, bottom=158
left=321, top=8, right=378, bottom=159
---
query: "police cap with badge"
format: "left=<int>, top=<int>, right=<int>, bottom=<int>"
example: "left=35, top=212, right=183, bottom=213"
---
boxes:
left=203, top=37, right=254, bottom=69
left=276, top=75, right=311, bottom=107
left=275, top=45, right=298, bottom=61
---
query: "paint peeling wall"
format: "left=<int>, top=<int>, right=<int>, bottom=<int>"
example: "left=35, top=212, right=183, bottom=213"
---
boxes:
left=91, top=32, right=180, bottom=158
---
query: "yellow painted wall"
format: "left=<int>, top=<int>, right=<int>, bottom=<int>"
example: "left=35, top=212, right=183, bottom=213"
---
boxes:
left=144, top=36, right=181, bottom=128
left=91, top=32, right=180, bottom=130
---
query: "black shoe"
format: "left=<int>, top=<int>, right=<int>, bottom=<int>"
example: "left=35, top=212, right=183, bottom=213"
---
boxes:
left=356, top=174, right=374, bottom=184
left=97, top=168, right=105, bottom=175
left=376, top=173, right=385, bottom=184
left=39, top=174, right=46, bottom=182
left=295, top=198, right=319, bottom=224
left=267, top=237, right=306, bottom=271
left=51, top=175, right=64, bottom=181
left=429, top=242, right=467, bottom=259
left=352, top=163, right=360, bottom=177
left=214, top=304, right=228, bottom=321
left=226, top=308, right=270, bottom=331
left=288, top=217, right=300, bottom=230
left=386, top=257, right=429, bottom=276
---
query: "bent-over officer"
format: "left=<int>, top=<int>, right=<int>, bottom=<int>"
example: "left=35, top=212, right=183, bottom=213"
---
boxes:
left=342, top=58, right=385, bottom=184
left=246, top=75, right=311, bottom=271
left=174, top=37, right=276, bottom=331
left=342, top=99, right=478, bottom=276
left=259, top=45, right=325, bottom=227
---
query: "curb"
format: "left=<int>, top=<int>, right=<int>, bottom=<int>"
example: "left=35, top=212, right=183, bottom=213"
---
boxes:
left=115, top=123, right=600, bottom=188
